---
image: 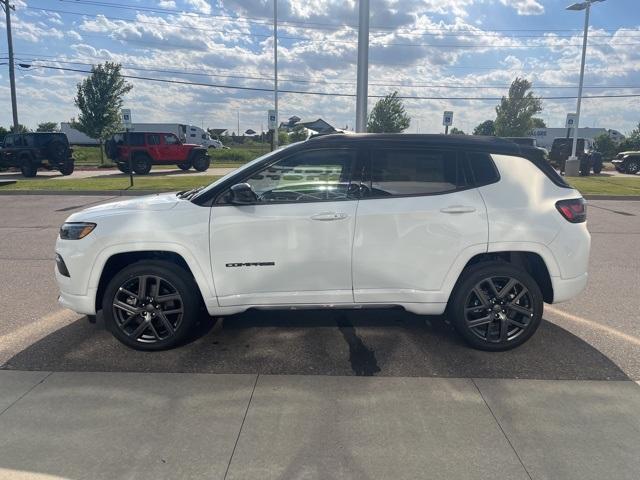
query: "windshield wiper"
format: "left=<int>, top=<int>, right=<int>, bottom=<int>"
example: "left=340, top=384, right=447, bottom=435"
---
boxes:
left=177, top=186, right=204, bottom=199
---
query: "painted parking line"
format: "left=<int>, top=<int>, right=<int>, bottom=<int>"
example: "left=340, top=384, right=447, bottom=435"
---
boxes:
left=546, top=305, right=640, bottom=347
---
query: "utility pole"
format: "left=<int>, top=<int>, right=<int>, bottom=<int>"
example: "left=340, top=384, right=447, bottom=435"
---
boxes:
left=237, top=110, right=240, bottom=137
left=355, top=0, right=369, bottom=133
left=273, top=0, right=279, bottom=148
left=2, top=0, right=19, bottom=130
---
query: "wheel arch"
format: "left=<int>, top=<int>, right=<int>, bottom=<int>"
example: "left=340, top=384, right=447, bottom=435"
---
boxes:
left=94, top=250, right=209, bottom=312
left=449, top=251, right=554, bottom=304
left=187, top=148, right=206, bottom=163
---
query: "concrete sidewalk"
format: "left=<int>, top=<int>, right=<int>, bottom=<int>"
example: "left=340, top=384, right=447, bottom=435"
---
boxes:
left=1, top=371, right=639, bottom=480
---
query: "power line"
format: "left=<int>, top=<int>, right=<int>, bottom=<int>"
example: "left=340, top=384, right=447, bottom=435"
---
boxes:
left=19, top=63, right=640, bottom=101
left=17, top=57, right=640, bottom=90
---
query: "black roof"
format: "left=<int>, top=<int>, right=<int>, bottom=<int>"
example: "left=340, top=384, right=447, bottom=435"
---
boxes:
left=306, top=133, right=534, bottom=154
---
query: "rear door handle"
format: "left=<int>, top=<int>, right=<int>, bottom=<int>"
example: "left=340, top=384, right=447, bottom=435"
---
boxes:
left=440, top=205, right=476, bottom=214
left=311, top=212, right=348, bottom=221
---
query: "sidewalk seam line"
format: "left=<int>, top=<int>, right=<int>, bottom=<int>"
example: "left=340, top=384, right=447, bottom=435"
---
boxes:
left=0, top=371, right=53, bottom=417
left=223, top=374, right=259, bottom=480
left=471, top=378, right=533, bottom=480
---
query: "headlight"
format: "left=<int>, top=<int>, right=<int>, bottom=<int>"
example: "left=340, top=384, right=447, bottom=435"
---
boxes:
left=59, top=222, right=96, bottom=240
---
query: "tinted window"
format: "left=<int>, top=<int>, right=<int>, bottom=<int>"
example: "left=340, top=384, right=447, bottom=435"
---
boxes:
left=220, top=149, right=356, bottom=204
left=163, top=134, right=179, bottom=145
left=467, top=152, right=499, bottom=186
left=369, top=148, right=462, bottom=196
left=3, top=135, right=15, bottom=147
left=147, top=134, right=161, bottom=145
left=128, top=133, right=145, bottom=146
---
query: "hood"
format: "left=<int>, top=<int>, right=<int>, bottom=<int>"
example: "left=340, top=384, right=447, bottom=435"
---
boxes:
left=66, top=192, right=181, bottom=221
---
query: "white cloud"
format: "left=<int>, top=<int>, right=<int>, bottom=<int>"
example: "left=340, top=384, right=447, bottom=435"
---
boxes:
left=500, top=0, right=545, bottom=16
left=158, top=1, right=177, bottom=8
left=185, top=0, right=212, bottom=14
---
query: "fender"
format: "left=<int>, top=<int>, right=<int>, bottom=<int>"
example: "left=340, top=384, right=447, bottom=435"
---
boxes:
left=87, top=241, right=218, bottom=305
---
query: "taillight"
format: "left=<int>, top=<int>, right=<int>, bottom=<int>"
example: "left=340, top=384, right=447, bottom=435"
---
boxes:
left=556, top=198, right=587, bottom=223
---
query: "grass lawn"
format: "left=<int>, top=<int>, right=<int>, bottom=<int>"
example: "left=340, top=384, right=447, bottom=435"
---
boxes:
left=568, top=176, right=640, bottom=196
left=1, top=175, right=221, bottom=192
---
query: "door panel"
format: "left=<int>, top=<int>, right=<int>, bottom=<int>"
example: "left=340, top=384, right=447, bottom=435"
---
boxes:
left=209, top=147, right=361, bottom=306
left=210, top=201, right=358, bottom=306
left=353, top=190, right=487, bottom=303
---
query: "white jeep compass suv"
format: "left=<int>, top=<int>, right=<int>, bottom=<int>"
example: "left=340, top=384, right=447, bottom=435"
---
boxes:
left=55, top=134, right=590, bottom=351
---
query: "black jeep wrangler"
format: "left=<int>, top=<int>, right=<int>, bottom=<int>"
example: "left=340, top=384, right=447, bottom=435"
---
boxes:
left=0, top=132, right=74, bottom=177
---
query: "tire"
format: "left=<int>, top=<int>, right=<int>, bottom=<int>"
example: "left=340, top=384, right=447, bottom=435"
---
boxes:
left=102, top=260, right=201, bottom=351
left=58, top=160, right=74, bottom=176
left=46, top=140, right=69, bottom=164
left=626, top=159, right=640, bottom=175
left=117, top=162, right=131, bottom=174
left=448, top=262, right=543, bottom=351
left=191, top=152, right=210, bottom=172
left=592, top=163, right=603, bottom=174
left=177, top=163, right=191, bottom=171
left=19, top=155, right=37, bottom=177
left=132, top=154, right=152, bottom=175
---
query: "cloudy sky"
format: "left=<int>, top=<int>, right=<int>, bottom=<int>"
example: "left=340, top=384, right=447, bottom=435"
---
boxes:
left=1, top=0, right=639, bottom=134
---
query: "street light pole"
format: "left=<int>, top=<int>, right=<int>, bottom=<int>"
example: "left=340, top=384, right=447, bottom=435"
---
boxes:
left=2, top=0, right=19, bottom=130
left=355, top=0, right=369, bottom=133
left=273, top=0, right=279, bottom=148
left=565, top=0, right=604, bottom=177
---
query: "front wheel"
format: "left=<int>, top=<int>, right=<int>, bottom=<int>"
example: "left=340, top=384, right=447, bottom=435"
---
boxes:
left=102, top=260, right=201, bottom=351
left=133, top=155, right=152, bottom=175
left=448, top=262, right=543, bottom=351
left=58, top=160, right=74, bottom=176
left=192, top=153, right=210, bottom=172
left=20, top=157, right=37, bottom=177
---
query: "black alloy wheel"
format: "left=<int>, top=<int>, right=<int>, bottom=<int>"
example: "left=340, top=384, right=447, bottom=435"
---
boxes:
left=626, top=159, right=640, bottom=175
left=449, top=262, right=543, bottom=351
left=103, top=261, right=200, bottom=350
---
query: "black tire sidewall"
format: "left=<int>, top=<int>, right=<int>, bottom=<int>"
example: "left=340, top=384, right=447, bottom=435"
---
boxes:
left=192, top=153, right=210, bottom=171
left=133, top=155, right=152, bottom=174
left=449, top=262, right=544, bottom=351
left=20, top=155, right=37, bottom=177
left=102, top=260, right=201, bottom=351
left=117, top=163, right=130, bottom=173
left=58, top=160, right=74, bottom=175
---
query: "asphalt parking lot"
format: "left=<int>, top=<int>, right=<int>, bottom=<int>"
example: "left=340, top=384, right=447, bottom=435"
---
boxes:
left=1, top=194, right=639, bottom=380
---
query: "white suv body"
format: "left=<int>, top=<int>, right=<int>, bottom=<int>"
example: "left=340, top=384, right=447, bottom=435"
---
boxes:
left=55, top=135, right=590, bottom=351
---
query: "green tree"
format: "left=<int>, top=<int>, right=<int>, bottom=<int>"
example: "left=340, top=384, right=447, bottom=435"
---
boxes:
left=473, top=120, right=495, bottom=136
left=9, top=124, right=29, bottom=133
left=593, top=133, right=617, bottom=160
left=617, top=123, right=640, bottom=153
left=73, top=62, right=132, bottom=164
left=531, top=117, right=546, bottom=129
left=36, top=122, right=59, bottom=132
left=367, top=91, right=411, bottom=133
left=449, top=127, right=466, bottom=135
left=278, top=130, right=289, bottom=146
left=494, top=78, right=542, bottom=137
left=0, top=126, right=8, bottom=143
left=289, top=124, right=308, bottom=142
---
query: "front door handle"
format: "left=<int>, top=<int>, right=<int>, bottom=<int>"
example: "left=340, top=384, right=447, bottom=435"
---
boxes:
left=440, top=205, right=477, bottom=214
left=311, top=212, right=348, bottom=221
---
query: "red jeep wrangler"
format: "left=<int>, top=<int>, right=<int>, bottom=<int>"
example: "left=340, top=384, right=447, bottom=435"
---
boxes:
left=105, top=131, right=210, bottom=174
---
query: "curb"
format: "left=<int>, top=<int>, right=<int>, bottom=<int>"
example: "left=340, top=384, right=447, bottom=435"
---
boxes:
left=0, top=189, right=162, bottom=196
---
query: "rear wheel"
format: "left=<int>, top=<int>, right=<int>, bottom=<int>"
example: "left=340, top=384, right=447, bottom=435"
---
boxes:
left=20, top=156, right=37, bottom=177
left=133, top=155, right=152, bottom=175
left=117, top=162, right=131, bottom=174
left=626, top=159, right=640, bottom=175
left=102, top=261, right=201, bottom=351
left=192, top=152, right=210, bottom=172
left=177, top=162, right=191, bottom=171
left=448, top=262, right=543, bottom=351
left=58, top=160, right=74, bottom=176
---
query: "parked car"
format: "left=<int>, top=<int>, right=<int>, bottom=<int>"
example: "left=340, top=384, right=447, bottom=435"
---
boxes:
left=104, top=131, right=210, bottom=174
left=549, top=138, right=597, bottom=175
left=55, top=134, right=590, bottom=352
left=612, top=151, right=640, bottom=175
left=0, top=132, right=74, bottom=177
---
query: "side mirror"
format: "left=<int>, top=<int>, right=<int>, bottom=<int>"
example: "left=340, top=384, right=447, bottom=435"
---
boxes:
left=230, top=183, right=258, bottom=205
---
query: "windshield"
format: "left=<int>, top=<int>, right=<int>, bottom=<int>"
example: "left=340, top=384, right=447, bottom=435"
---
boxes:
left=190, top=142, right=300, bottom=201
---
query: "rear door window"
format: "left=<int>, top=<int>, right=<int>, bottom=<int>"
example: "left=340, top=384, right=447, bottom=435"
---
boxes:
left=367, top=148, right=463, bottom=197
left=467, top=152, right=500, bottom=186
